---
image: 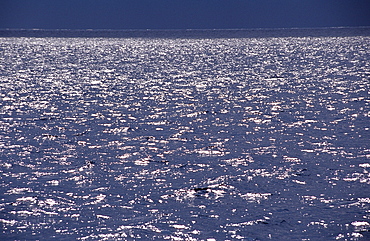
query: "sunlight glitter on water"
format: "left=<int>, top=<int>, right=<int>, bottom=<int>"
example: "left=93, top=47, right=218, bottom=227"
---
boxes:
left=0, top=33, right=369, bottom=240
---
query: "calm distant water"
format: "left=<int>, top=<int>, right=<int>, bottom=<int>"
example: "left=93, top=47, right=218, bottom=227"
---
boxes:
left=0, top=29, right=370, bottom=240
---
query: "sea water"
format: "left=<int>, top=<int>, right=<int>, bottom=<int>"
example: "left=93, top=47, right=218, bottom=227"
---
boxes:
left=0, top=29, right=369, bottom=240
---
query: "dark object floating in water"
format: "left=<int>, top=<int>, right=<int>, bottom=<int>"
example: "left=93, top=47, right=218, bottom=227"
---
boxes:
left=193, top=187, right=210, bottom=192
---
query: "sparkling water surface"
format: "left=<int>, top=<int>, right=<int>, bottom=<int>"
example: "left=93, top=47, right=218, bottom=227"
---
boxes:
left=0, top=30, right=370, bottom=240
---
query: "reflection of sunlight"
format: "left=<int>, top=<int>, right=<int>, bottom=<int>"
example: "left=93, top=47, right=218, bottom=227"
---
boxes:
left=1, top=33, right=369, bottom=241
left=239, top=193, right=272, bottom=203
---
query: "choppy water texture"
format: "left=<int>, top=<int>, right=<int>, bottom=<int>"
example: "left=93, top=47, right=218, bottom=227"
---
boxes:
left=0, top=32, right=370, bottom=240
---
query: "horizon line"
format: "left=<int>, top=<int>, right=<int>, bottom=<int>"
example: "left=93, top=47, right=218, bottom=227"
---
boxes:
left=1, top=26, right=370, bottom=32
